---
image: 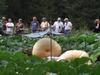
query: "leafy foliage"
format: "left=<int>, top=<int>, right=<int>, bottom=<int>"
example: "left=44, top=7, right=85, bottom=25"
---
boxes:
left=0, top=0, right=6, bottom=15
left=0, top=0, right=99, bottom=28
left=0, top=51, right=100, bottom=75
left=0, top=32, right=100, bottom=61
left=0, top=32, right=100, bottom=75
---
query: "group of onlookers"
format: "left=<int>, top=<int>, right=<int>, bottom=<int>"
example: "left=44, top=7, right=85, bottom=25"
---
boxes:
left=52, top=17, right=72, bottom=34
left=0, top=16, right=73, bottom=36
left=31, top=16, right=73, bottom=34
left=0, top=17, right=25, bottom=35
left=1, top=16, right=100, bottom=36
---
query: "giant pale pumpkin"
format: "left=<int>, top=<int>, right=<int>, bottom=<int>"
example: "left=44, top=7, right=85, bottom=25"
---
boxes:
left=58, top=50, right=89, bottom=61
left=32, top=38, right=62, bottom=57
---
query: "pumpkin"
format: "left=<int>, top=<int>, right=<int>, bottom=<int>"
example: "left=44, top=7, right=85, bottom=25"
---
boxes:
left=32, top=38, right=62, bottom=57
left=58, top=50, right=89, bottom=61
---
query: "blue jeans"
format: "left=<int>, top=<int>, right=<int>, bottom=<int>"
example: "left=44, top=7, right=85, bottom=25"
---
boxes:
left=64, top=30, right=70, bottom=35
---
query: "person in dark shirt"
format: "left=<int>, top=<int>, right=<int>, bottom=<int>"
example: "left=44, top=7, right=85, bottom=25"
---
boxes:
left=0, top=19, right=3, bottom=35
left=93, top=19, right=100, bottom=33
left=31, top=16, right=39, bottom=32
left=0, top=17, right=7, bottom=35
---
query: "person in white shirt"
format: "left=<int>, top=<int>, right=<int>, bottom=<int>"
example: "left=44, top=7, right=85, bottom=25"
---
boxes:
left=6, top=18, right=14, bottom=35
left=63, top=18, right=72, bottom=34
left=52, top=17, right=63, bottom=33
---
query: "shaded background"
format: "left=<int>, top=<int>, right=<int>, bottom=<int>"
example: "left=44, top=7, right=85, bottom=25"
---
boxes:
left=0, top=0, right=100, bottom=29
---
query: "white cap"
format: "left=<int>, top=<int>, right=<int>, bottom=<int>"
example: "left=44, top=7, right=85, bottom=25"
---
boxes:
left=42, top=17, right=46, bottom=20
left=64, top=18, right=68, bottom=21
left=57, top=17, right=61, bottom=21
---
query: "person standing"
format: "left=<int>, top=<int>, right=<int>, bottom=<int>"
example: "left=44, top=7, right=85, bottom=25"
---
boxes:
left=6, top=18, right=14, bottom=35
left=0, top=17, right=4, bottom=35
left=93, top=19, right=100, bottom=33
left=40, top=17, right=50, bottom=31
left=0, top=17, right=7, bottom=35
left=31, top=16, right=39, bottom=32
left=52, top=17, right=63, bottom=33
left=15, top=19, right=24, bottom=34
left=2, top=17, right=7, bottom=31
left=63, top=18, right=72, bottom=34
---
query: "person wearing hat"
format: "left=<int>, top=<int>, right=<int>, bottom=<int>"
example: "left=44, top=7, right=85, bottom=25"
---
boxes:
left=0, top=17, right=8, bottom=34
left=63, top=18, right=72, bottom=35
left=15, top=18, right=25, bottom=34
left=40, top=17, right=50, bottom=31
left=2, top=17, right=8, bottom=31
left=52, top=17, right=63, bottom=33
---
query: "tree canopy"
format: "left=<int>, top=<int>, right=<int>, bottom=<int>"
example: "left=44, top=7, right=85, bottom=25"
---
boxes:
left=0, top=0, right=100, bottom=29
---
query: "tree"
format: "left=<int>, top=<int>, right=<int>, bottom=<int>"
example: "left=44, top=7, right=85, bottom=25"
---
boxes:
left=0, top=0, right=6, bottom=17
left=3, top=0, right=100, bottom=29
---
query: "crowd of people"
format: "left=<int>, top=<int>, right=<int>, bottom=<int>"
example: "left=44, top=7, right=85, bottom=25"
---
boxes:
left=0, top=17, right=25, bottom=35
left=31, top=17, right=73, bottom=34
left=0, top=16, right=73, bottom=36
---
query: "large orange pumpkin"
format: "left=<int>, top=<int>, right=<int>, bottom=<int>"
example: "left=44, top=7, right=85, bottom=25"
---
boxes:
left=32, top=38, right=62, bottom=57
